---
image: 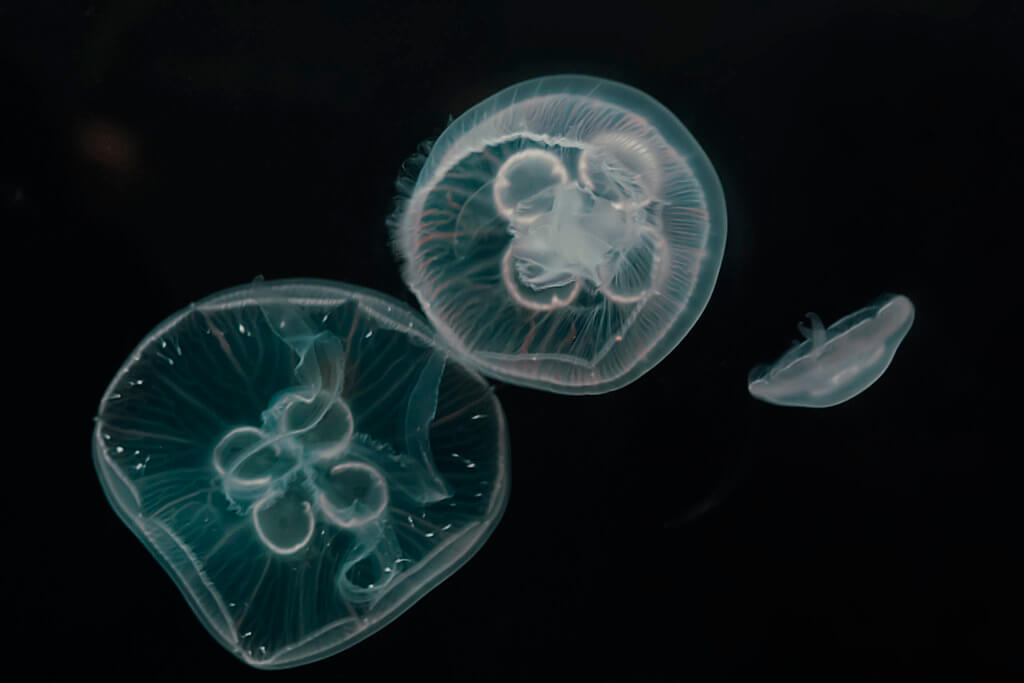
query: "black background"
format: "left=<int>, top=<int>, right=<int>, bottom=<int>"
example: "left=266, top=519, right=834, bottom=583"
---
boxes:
left=3, top=1, right=1021, bottom=680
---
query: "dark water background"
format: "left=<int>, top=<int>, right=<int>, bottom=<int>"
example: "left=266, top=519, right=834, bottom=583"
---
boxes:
left=4, top=1, right=1020, bottom=680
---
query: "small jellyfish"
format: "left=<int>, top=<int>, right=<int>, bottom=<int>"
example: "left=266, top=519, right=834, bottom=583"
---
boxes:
left=390, top=75, right=727, bottom=394
left=93, top=279, right=509, bottom=668
left=747, top=294, right=915, bottom=408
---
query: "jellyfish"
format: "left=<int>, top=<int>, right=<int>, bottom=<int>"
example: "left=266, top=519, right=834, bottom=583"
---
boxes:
left=747, top=294, right=915, bottom=408
left=92, top=279, right=509, bottom=669
left=390, top=75, right=727, bottom=394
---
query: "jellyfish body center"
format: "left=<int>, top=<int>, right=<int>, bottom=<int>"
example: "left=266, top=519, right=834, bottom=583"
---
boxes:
left=212, top=384, right=365, bottom=555
left=496, top=141, right=663, bottom=307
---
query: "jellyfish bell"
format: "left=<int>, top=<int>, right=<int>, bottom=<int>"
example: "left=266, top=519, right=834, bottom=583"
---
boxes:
left=93, top=279, right=509, bottom=669
left=390, top=74, right=727, bottom=394
left=747, top=294, right=916, bottom=408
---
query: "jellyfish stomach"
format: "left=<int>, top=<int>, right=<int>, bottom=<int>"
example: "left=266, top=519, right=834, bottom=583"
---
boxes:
left=505, top=182, right=654, bottom=294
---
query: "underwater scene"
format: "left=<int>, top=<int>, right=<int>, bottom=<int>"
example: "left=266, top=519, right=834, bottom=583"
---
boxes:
left=7, top=1, right=1018, bottom=681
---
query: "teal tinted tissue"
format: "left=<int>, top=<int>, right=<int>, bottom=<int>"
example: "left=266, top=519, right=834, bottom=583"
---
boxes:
left=93, top=279, right=509, bottom=668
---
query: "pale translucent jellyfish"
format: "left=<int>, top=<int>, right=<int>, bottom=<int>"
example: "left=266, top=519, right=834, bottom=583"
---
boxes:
left=93, top=279, right=509, bottom=669
left=747, top=294, right=915, bottom=408
left=391, top=75, right=727, bottom=394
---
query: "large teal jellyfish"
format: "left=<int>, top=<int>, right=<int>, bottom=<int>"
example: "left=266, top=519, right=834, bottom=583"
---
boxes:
left=93, top=279, right=509, bottom=668
left=391, top=75, right=727, bottom=394
left=748, top=294, right=915, bottom=408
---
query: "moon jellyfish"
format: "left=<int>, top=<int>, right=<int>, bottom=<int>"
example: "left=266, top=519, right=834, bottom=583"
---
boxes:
left=93, top=279, right=509, bottom=669
left=391, top=75, right=727, bottom=394
left=747, top=294, right=915, bottom=408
